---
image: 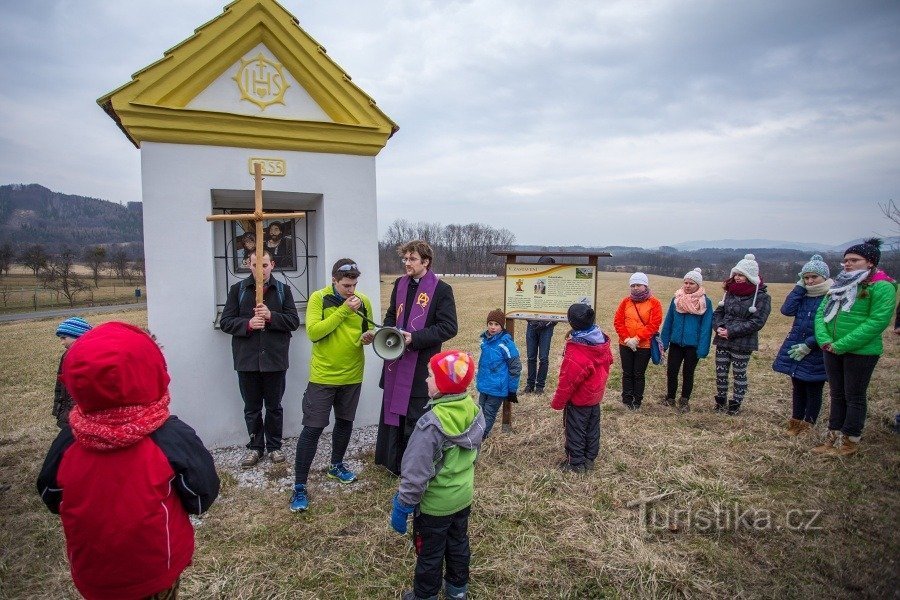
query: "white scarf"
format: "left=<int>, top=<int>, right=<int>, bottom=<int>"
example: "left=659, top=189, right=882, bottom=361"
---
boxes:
left=822, top=270, right=869, bottom=323
left=804, top=278, right=833, bottom=298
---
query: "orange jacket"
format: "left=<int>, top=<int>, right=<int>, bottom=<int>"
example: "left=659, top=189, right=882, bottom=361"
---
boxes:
left=613, top=296, right=663, bottom=348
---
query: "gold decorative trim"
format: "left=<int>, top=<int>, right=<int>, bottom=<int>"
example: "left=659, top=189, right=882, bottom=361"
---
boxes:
left=233, top=53, right=290, bottom=110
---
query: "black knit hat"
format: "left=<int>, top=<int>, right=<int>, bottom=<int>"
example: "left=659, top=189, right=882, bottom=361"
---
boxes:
left=567, top=303, right=595, bottom=331
left=844, top=237, right=882, bottom=266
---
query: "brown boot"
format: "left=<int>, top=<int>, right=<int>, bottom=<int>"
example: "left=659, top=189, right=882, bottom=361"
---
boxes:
left=826, top=436, right=859, bottom=457
left=785, top=418, right=802, bottom=436
left=677, top=397, right=690, bottom=413
left=794, top=420, right=812, bottom=436
left=811, top=430, right=838, bottom=454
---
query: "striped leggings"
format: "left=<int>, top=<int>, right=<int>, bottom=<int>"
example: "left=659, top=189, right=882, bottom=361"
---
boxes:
left=715, top=347, right=752, bottom=408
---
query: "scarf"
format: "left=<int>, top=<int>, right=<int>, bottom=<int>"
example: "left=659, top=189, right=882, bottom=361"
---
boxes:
left=630, top=287, right=651, bottom=302
left=822, top=269, right=870, bottom=323
left=570, top=325, right=606, bottom=346
left=382, top=270, right=440, bottom=426
left=804, top=278, right=833, bottom=298
left=674, top=286, right=708, bottom=315
left=69, top=392, right=171, bottom=451
left=724, top=279, right=758, bottom=296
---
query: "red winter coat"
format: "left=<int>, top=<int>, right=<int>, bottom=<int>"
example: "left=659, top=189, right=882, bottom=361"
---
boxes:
left=551, top=339, right=614, bottom=410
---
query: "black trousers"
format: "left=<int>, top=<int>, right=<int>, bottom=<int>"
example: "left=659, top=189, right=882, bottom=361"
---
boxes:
left=824, top=352, right=879, bottom=438
left=237, top=370, right=286, bottom=452
left=412, top=506, right=471, bottom=599
left=564, top=404, right=601, bottom=466
left=619, top=346, right=651, bottom=406
left=375, top=395, right=430, bottom=476
left=666, top=343, right=700, bottom=400
left=790, top=378, right=826, bottom=423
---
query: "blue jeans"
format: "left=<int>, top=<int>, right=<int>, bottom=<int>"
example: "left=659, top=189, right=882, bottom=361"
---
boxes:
left=479, top=393, right=505, bottom=438
left=526, top=323, right=555, bottom=390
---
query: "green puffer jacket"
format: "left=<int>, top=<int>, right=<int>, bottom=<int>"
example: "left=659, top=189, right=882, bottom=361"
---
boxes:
left=397, top=393, right=486, bottom=516
left=815, top=276, right=897, bottom=355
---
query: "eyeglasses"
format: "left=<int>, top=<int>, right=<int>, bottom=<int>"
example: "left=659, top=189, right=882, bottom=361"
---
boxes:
left=400, top=256, right=421, bottom=264
left=841, top=257, right=866, bottom=265
left=337, top=263, right=359, bottom=272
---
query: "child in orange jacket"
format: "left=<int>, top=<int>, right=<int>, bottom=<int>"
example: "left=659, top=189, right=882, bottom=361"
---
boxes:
left=613, top=272, right=663, bottom=409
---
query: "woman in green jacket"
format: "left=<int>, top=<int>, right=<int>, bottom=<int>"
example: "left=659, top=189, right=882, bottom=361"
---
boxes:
left=813, top=239, right=896, bottom=457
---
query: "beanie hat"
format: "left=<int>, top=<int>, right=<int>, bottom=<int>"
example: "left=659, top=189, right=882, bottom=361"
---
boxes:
left=629, top=272, right=649, bottom=287
left=844, top=237, right=882, bottom=266
left=567, top=302, right=595, bottom=331
left=486, top=308, right=506, bottom=327
left=56, top=317, right=92, bottom=339
left=62, top=322, right=170, bottom=413
left=429, top=350, right=475, bottom=395
left=683, top=268, right=703, bottom=285
left=799, top=254, right=830, bottom=280
left=730, top=254, right=760, bottom=285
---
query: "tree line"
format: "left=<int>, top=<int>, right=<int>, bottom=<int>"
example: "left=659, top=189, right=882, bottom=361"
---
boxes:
left=378, top=219, right=516, bottom=274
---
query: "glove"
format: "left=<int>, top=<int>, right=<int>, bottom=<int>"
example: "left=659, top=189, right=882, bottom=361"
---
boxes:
left=390, top=492, right=415, bottom=534
left=788, top=343, right=811, bottom=361
left=508, top=392, right=518, bottom=403
left=625, top=337, right=639, bottom=351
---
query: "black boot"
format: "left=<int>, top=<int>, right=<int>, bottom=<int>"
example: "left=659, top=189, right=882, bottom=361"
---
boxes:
left=677, top=397, right=690, bottom=413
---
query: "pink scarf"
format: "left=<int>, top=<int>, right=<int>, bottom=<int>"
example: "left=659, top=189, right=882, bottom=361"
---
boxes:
left=674, top=287, right=707, bottom=315
left=69, top=392, right=171, bottom=451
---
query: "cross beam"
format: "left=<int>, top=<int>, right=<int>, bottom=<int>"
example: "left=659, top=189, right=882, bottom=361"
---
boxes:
left=206, top=163, right=306, bottom=304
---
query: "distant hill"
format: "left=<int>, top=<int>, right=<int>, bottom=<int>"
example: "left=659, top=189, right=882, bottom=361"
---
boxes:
left=667, top=237, right=899, bottom=252
left=0, top=184, right=142, bottom=254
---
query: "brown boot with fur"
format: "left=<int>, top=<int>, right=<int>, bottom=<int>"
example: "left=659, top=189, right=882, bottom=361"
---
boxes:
left=794, top=420, right=812, bottom=436
left=811, top=430, right=838, bottom=454
left=785, top=418, right=802, bottom=436
left=826, top=435, right=859, bottom=457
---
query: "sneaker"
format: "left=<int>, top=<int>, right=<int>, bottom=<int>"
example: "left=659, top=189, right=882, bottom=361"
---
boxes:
left=240, top=449, right=262, bottom=469
left=268, top=450, right=286, bottom=464
left=660, top=396, right=676, bottom=407
left=560, top=462, right=586, bottom=474
left=327, top=462, right=357, bottom=484
left=523, top=385, right=535, bottom=394
left=289, top=484, right=309, bottom=512
left=535, top=387, right=545, bottom=395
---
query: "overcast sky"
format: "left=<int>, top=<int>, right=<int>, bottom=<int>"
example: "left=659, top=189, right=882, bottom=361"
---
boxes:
left=1, top=0, right=898, bottom=247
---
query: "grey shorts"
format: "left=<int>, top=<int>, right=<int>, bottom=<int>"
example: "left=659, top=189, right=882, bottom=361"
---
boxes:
left=301, top=382, right=362, bottom=428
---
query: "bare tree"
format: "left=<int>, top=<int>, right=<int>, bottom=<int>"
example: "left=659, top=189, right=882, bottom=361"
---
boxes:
left=110, top=248, right=131, bottom=284
left=0, top=242, right=13, bottom=278
left=40, top=248, right=89, bottom=307
left=83, top=246, right=107, bottom=288
left=19, top=244, right=49, bottom=277
left=879, top=199, right=899, bottom=229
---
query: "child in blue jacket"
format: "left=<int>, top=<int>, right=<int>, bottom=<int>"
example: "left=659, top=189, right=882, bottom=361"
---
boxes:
left=476, top=309, right=522, bottom=437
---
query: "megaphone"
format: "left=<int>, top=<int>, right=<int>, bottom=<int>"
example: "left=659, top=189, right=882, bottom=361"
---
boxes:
left=372, top=327, right=407, bottom=360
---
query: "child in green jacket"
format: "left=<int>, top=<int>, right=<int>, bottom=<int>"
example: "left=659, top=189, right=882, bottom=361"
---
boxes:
left=390, top=350, right=486, bottom=600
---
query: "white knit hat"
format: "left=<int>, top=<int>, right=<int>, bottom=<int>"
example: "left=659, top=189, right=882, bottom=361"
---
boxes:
left=683, top=268, right=703, bottom=285
left=629, top=272, right=649, bottom=287
left=730, top=254, right=760, bottom=285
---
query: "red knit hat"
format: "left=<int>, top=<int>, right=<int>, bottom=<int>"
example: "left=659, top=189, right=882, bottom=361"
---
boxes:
left=62, top=322, right=170, bottom=413
left=429, top=350, right=475, bottom=395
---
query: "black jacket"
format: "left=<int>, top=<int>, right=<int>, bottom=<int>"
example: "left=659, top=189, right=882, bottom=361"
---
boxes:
left=219, top=275, right=300, bottom=372
left=712, top=285, right=771, bottom=353
left=380, top=275, right=458, bottom=398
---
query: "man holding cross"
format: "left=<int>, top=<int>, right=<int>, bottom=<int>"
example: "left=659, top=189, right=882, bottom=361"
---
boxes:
left=220, top=249, right=300, bottom=468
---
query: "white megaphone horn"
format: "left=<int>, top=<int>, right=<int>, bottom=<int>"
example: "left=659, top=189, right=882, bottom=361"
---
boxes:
left=359, top=313, right=408, bottom=361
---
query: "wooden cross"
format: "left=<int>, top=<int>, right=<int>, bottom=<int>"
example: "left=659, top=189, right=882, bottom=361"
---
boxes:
left=206, top=163, right=307, bottom=304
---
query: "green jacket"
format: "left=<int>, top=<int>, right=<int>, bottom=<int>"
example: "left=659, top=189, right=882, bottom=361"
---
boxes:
left=815, top=278, right=897, bottom=355
left=305, top=284, right=373, bottom=385
left=398, top=393, right=486, bottom=516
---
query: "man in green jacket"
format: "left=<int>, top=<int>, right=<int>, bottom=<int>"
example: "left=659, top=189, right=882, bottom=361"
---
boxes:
left=290, top=259, right=374, bottom=512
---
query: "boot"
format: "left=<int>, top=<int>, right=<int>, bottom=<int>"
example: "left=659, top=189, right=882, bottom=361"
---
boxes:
left=785, top=418, right=802, bottom=436
left=444, top=580, right=469, bottom=600
left=811, top=430, right=838, bottom=454
left=660, top=395, right=676, bottom=407
left=677, top=397, right=690, bottom=413
left=794, top=420, right=812, bottom=436
left=826, top=435, right=859, bottom=457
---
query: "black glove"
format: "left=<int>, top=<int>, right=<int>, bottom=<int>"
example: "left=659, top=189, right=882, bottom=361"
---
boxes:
left=508, top=392, right=518, bottom=403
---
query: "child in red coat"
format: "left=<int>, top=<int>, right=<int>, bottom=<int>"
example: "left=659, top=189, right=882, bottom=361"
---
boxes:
left=37, top=322, right=219, bottom=600
left=551, top=303, right=613, bottom=473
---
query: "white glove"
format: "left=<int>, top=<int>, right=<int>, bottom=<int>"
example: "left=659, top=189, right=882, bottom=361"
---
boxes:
left=625, top=337, right=639, bottom=351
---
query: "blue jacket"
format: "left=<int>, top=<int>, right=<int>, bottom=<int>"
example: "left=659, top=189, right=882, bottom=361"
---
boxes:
left=660, top=297, right=714, bottom=358
left=476, top=330, right=522, bottom=397
left=772, top=285, right=826, bottom=382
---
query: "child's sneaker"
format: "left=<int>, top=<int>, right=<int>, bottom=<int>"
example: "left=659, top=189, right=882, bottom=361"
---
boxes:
left=289, top=484, right=309, bottom=512
left=327, top=462, right=357, bottom=483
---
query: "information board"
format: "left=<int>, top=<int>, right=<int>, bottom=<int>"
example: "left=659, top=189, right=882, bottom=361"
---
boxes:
left=504, top=263, right=597, bottom=321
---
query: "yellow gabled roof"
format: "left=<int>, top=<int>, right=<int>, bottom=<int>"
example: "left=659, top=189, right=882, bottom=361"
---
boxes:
left=98, top=0, right=398, bottom=155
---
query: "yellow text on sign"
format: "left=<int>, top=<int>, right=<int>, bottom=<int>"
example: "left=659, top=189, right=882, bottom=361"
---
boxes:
left=248, top=158, right=286, bottom=177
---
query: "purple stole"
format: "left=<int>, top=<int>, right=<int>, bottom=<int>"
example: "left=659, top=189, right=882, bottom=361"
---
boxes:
left=382, top=270, right=440, bottom=426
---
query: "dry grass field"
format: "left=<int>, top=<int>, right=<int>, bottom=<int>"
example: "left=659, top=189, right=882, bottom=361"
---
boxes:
left=1, top=273, right=898, bottom=599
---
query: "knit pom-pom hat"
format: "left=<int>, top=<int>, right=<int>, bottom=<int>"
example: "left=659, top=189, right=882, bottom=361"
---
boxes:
left=486, top=308, right=506, bottom=327
left=683, top=268, right=703, bottom=285
left=844, top=237, right=882, bottom=266
left=730, top=254, right=760, bottom=285
left=429, top=350, right=475, bottom=395
left=799, top=254, right=830, bottom=280
left=56, top=317, right=92, bottom=339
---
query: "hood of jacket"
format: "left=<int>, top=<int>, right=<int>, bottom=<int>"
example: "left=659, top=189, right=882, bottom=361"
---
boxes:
left=427, top=392, right=483, bottom=448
